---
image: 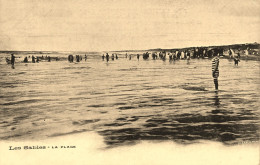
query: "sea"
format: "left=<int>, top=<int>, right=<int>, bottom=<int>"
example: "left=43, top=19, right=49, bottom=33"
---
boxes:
left=0, top=51, right=259, bottom=148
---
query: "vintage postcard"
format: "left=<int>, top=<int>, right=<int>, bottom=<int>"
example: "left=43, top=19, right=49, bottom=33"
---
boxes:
left=0, top=0, right=259, bottom=164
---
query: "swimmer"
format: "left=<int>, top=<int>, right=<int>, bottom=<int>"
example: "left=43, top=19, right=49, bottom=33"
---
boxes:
left=234, top=56, right=240, bottom=66
left=212, top=52, right=220, bottom=91
left=11, top=54, right=15, bottom=66
left=106, top=53, right=109, bottom=62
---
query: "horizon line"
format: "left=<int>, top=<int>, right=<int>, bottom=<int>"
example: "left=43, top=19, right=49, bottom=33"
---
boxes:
left=0, top=42, right=258, bottom=52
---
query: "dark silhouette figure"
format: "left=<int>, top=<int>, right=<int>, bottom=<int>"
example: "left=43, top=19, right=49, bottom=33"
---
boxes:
left=143, top=52, right=149, bottom=60
left=169, top=53, right=172, bottom=61
left=106, top=53, right=109, bottom=62
left=32, top=56, right=35, bottom=63
left=68, top=55, right=74, bottom=62
left=152, top=53, right=156, bottom=60
left=76, top=55, right=80, bottom=62
left=177, top=51, right=181, bottom=59
left=111, top=54, right=114, bottom=60
left=212, top=53, right=219, bottom=91
left=11, top=54, right=15, bottom=66
left=24, top=57, right=28, bottom=63
left=234, top=57, right=240, bottom=66
left=237, top=52, right=240, bottom=59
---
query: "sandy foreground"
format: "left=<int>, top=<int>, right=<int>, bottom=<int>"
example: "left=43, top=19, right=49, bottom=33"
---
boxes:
left=0, top=132, right=259, bottom=165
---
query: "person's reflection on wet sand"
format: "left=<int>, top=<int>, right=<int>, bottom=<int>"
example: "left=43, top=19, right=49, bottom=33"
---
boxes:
left=187, top=59, right=190, bottom=65
left=212, top=91, right=220, bottom=114
left=214, top=91, right=220, bottom=107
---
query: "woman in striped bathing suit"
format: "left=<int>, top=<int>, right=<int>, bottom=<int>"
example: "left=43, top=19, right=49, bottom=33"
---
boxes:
left=212, top=52, right=219, bottom=91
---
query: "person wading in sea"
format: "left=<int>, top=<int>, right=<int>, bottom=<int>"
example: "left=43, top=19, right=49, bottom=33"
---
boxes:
left=32, top=55, right=35, bottom=63
left=106, top=53, right=109, bottom=62
left=234, top=56, right=240, bottom=66
left=212, top=51, right=220, bottom=91
left=68, top=55, right=74, bottom=62
left=111, top=54, right=114, bottom=61
left=11, top=54, right=15, bottom=66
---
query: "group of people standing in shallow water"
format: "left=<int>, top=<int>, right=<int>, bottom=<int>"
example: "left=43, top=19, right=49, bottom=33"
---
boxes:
left=101, top=47, right=243, bottom=67
left=7, top=54, right=53, bottom=67
left=68, top=54, right=88, bottom=62
left=24, top=55, right=52, bottom=63
left=99, top=47, right=243, bottom=91
left=102, top=48, right=224, bottom=62
left=8, top=46, right=244, bottom=91
left=101, top=53, right=118, bottom=62
left=100, top=47, right=226, bottom=63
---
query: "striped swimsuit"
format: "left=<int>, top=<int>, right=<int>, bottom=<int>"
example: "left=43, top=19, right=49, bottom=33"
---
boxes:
left=212, top=57, right=219, bottom=79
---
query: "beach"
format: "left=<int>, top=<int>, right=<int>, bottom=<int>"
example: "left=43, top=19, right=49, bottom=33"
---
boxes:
left=0, top=51, right=259, bottom=165
left=0, top=52, right=259, bottom=147
left=1, top=0, right=259, bottom=164
left=0, top=132, right=259, bottom=165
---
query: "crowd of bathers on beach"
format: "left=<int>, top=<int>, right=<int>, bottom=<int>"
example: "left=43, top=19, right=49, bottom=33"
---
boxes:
left=4, top=47, right=255, bottom=91
left=5, top=46, right=253, bottom=67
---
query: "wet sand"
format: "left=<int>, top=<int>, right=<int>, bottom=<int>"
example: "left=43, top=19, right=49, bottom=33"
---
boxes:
left=0, top=53, right=259, bottom=148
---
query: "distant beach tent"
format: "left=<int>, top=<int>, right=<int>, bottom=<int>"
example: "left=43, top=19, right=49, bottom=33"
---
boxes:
left=230, top=49, right=235, bottom=58
left=245, top=49, right=249, bottom=55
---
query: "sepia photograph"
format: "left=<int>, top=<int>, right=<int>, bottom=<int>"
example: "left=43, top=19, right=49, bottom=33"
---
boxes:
left=0, top=0, right=259, bottom=164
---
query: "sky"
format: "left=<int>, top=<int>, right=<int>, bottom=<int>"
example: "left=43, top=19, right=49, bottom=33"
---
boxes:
left=0, top=0, right=259, bottom=51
